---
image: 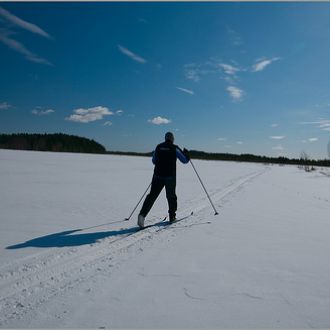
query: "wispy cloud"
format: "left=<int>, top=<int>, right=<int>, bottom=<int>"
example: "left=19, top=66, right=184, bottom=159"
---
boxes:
left=0, top=30, right=53, bottom=65
left=217, top=137, right=227, bottom=141
left=227, top=27, right=243, bottom=47
left=66, top=106, right=113, bottom=123
left=183, top=63, right=203, bottom=82
left=236, top=141, right=243, bottom=145
left=252, top=57, right=280, bottom=72
left=103, top=121, right=113, bottom=126
left=0, top=101, right=11, bottom=110
left=270, top=136, right=286, bottom=140
left=185, top=59, right=245, bottom=101
left=219, top=63, right=240, bottom=75
left=118, top=45, right=146, bottom=64
left=184, top=59, right=241, bottom=83
left=183, top=56, right=280, bottom=103
left=300, top=119, right=330, bottom=131
left=227, top=86, right=244, bottom=101
left=0, top=6, right=52, bottom=39
left=271, top=123, right=279, bottom=128
left=32, top=108, right=55, bottom=116
left=116, top=110, right=124, bottom=116
left=308, top=137, right=318, bottom=143
left=176, top=87, right=194, bottom=95
left=148, top=116, right=171, bottom=125
left=0, top=7, right=53, bottom=65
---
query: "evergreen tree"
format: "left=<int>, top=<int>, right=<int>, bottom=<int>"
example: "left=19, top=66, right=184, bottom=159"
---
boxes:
left=0, top=133, right=106, bottom=154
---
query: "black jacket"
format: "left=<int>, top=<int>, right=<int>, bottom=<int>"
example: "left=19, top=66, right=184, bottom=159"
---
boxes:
left=152, top=141, right=189, bottom=178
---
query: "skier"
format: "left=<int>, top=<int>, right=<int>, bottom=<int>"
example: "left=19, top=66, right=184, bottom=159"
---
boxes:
left=138, top=132, right=190, bottom=228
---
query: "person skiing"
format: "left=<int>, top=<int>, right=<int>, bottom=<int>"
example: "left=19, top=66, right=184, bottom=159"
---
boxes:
left=138, top=132, right=190, bottom=228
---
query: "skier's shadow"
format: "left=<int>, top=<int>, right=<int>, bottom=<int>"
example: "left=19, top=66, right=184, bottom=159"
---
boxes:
left=6, top=227, right=140, bottom=249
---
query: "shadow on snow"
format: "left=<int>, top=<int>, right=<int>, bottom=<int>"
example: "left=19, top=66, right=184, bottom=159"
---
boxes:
left=6, top=221, right=168, bottom=250
left=6, top=227, right=138, bottom=249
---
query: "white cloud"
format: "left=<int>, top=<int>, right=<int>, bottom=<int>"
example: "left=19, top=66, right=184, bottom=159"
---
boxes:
left=176, top=87, right=194, bottom=95
left=319, top=123, right=330, bottom=128
left=184, top=59, right=241, bottom=83
left=0, top=101, right=11, bottom=110
left=236, top=141, right=243, bottom=145
left=270, top=136, right=285, bottom=140
left=0, top=7, right=53, bottom=65
left=308, top=137, right=318, bottom=143
left=118, top=45, right=146, bottom=64
left=217, top=137, right=227, bottom=141
left=183, top=62, right=217, bottom=82
left=271, top=123, right=279, bottom=128
left=227, top=86, right=244, bottom=101
left=300, top=119, right=330, bottom=131
left=219, top=63, right=240, bottom=75
left=32, top=108, right=55, bottom=116
left=103, top=121, right=113, bottom=126
left=148, top=116, right=171, bottom=125
left=252, top=57, right=280, bottom=72
left=66, top=106, right=113, bottom=123
left=0, top=6, right=52, bottom=39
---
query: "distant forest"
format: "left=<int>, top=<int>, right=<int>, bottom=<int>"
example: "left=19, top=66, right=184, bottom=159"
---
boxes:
left=108, top=150, right=330, bottom=167
left=187, top=150, right=330, bottom=167
left=1, top=133, right=329, bottom=167
left=0, top=133, right=106, bottom=154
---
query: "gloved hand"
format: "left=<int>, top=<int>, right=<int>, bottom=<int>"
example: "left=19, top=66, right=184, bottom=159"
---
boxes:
left=183, top=148, right=190, bottom=160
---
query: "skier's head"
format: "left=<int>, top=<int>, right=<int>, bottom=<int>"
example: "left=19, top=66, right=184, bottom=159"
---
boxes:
left=165, top=131, right=174, bottom=143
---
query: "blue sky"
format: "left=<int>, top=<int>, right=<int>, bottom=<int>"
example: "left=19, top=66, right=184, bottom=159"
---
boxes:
left=1, top=2, right=330, bottom=159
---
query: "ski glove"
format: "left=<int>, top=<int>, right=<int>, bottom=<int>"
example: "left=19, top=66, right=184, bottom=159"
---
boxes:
left=183, top=148, right=190, bottom=161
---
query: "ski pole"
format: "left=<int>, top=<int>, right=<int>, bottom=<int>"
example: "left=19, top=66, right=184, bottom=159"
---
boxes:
left=190, top=159, right=219, bottom=215
left=125, top=181, right=152, bottom=221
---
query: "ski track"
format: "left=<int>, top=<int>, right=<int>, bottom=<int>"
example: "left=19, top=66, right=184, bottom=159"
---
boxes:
left=0, top=168, right=266, bottom=326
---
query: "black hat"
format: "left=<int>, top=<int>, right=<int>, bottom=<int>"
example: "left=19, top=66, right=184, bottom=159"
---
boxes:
left=165, top=132, right=174, bottom=142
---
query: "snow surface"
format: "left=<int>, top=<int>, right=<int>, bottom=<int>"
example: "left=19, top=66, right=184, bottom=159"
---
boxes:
left=0, top=149, right=330, bottom=328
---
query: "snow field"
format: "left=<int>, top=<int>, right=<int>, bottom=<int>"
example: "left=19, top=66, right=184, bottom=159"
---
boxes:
left=0, top=149, right=329, bottom=327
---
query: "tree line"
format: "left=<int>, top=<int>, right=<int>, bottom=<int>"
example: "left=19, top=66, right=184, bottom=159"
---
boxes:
left=0, top=133, right=106, bottom=154
left=108, top=149, right=330, bottom=167
left=1, top=133, right=329, bottom=167
left=188, top=150, right=330, bottom=167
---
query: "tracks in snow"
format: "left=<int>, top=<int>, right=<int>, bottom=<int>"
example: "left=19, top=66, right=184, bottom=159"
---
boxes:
left=0, top=167, right=266, bottom=326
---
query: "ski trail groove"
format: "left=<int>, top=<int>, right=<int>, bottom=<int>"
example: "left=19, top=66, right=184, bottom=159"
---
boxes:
left=0, top=167, right=266, bottom=326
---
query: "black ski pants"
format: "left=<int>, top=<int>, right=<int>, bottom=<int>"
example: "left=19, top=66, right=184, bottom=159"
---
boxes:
left=140, top=175, right=177, bottom=219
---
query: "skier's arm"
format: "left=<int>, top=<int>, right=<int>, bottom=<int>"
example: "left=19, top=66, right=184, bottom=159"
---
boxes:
left=176, top=147, right=190, bottom=164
